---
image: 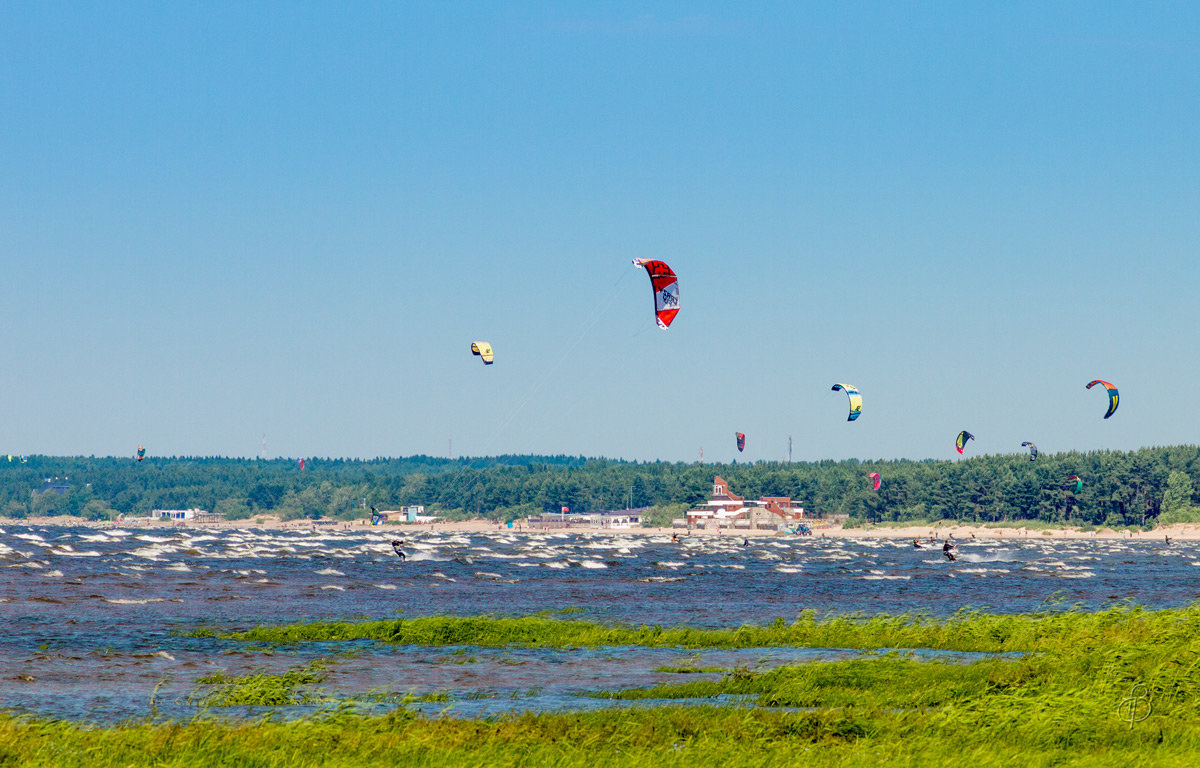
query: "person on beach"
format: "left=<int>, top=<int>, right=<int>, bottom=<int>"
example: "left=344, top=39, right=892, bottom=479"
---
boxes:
left=943, top=540, right=957, bottom=562
left=391, top=540, right=406, bottom=561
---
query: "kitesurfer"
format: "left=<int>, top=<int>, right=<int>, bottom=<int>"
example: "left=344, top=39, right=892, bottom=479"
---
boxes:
left=671, top=533, right=680, bottom=543
left=391, top=540, right=406, bottom=561
left=912, top=539, right=922, bottom=549
left=1165, top=535, right=1172, bottom=546
left=943, top=540, right=957, bottom=562
left=742, top=538, right=750, bottom=547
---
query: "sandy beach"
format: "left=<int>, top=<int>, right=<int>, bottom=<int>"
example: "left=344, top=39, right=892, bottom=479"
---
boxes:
left=2, top=514, right=1197, bottom=541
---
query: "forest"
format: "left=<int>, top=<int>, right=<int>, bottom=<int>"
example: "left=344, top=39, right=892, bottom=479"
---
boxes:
left=2, top=446, right=1199, bottom=528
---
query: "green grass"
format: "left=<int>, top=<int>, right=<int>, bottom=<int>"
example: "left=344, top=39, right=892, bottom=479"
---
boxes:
left=14, top=606, right=1200, bottom=766
left=0, top=702, right=1196, bottom=767
left=189, top=660, right=329, bottom=706
left=592, top=655, right=1001, bottom=710
left=190, top=603, right=1200, bottom=654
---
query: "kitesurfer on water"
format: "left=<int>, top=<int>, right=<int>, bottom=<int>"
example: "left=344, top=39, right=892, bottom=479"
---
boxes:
left=391, top=540, right=406, bottom=561
left=912, top=539, right=922, bottom=549
left=742, top=539, right=750, bottom=547
left=943, top=540, right=956, bottom=562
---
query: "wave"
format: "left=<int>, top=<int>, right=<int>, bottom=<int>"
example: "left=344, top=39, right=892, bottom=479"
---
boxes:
left=955, top=551, right=1017, bottom=563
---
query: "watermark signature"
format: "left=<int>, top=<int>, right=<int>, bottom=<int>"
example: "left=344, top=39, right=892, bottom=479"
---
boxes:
left=1116, top=682, right=1152, bottom=728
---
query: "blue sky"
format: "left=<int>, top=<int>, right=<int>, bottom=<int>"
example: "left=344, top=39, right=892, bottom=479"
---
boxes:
left=2, top=2, right=1198, bottom=462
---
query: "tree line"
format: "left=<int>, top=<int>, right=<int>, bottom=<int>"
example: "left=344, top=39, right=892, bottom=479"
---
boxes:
left=1, top=446, right=1198, bottom=527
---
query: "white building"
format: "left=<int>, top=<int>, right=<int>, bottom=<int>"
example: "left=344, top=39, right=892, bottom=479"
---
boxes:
left=152, top=508, right=211, bottom=521
left=526, top=510, right=644, bottom=530
left=683, top=477, right=805, bottom=529
left=372, top=506, right=435, bottom=524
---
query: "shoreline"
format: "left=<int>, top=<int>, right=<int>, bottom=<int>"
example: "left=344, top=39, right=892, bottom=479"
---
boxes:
left=0, top=515, right=1195, bottom=540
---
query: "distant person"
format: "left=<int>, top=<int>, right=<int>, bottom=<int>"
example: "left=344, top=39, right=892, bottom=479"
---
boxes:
left=943, top=540, right=957, bottom=562
left=912, top=539, right=922, bottom=549
left=742, top=538, right=750, bottom=547
left=391, top=540, right=406, bottom=562
left=1165, top=535, right=1172, bottom=545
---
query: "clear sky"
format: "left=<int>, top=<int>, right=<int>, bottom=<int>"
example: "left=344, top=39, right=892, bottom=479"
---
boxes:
left=2, top=2, right=1198, bottom=463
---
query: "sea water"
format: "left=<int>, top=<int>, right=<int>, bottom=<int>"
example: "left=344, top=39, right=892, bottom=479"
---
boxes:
left=0, top=525, right=1191, bottom=722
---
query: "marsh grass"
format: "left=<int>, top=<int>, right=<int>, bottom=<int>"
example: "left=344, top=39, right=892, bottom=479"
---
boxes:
left=191, top=603, right=1200, bottom=654
left=1, top=702, right=1197, bottom=767
left=189, top=660, right=330, bottom=706
left=16, top=607, right=1200, bottom=766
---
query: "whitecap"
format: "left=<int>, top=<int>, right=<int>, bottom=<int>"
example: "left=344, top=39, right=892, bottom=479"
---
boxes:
left=315, top=568, right=345, bottom=576
left=405, top=552, right=444, bottom=562
left=52, top=549, right=102, bottom=557
left=103, top=597, right=164, bottom=605
left=321, top=585, right=346, bottom=591
left=374, top=584, right=397, bottom=590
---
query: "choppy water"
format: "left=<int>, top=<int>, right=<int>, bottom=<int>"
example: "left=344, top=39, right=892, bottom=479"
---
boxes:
left=0, top=525, right=1193, bottom=722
